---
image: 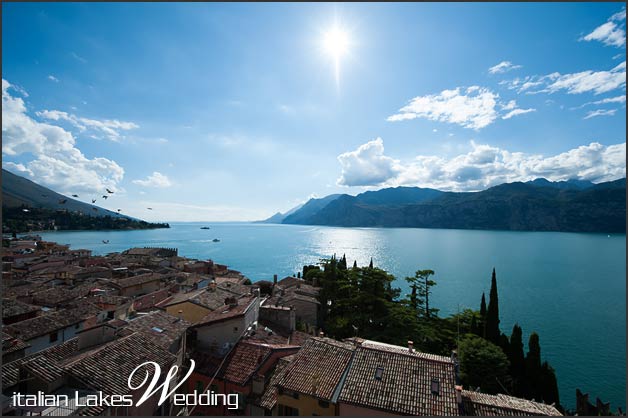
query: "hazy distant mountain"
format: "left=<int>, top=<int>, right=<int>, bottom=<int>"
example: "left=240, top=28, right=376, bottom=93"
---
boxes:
left=271, top=178, right=626, bottom=233
left=525, top=178, right=595, bottom=190
left=2, top=168, right=125, bottom=218
left=257, top=202, right=305, bottom=224
left=282, top=194, right=344, bottom=224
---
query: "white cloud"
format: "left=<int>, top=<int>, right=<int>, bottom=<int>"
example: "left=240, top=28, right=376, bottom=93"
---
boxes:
left=336, top=138, right=626, bottom=191
left=584, top=109, right=617, bottom=119
left=36, top=109, right=138, bottom=142
left=582, top=95, right=626, bottom=107
left=489, top=61, right=522, bottom=74
left=337, top=138, right=402, bottom=187
left=47, top=75, right=59, bottom=82
left=132, top=172, right=173, bottom=188
left=502, top=108, right=536, bottom=119
left=581, top=9, right=626, bottom=48
left=2, top=78, right=124, bottom=195
left=388, top=87, right=534, bottom=130
left=503, top=62, right=626, bottom=95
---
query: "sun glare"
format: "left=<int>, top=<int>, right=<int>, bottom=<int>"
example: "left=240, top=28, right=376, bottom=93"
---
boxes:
left=321, top=25, right=351, bottom=90
left=323, top=27, right=349, bottom=60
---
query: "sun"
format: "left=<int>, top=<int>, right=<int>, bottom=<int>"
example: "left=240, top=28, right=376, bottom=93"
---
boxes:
left=321, top=25, right=351, bottom=89
left=323, top=27, right=349, bottom=60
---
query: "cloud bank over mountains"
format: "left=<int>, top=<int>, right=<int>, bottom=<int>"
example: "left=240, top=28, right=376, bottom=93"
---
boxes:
left=337, top=138, right=626, bottom=191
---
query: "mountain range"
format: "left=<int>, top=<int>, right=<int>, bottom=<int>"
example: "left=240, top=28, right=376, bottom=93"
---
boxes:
left=261, top=178, right=626, bottom=233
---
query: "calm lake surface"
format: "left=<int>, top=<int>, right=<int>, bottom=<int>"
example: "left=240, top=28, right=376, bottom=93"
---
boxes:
left=37, top=222, right=626, bottom=410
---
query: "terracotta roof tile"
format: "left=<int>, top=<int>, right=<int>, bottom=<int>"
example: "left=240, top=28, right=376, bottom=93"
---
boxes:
left=276, top=337, right=355, bottom=401
left=339, top=344, right=458, bottom=415
left=461, top=390, right=562, bottom=416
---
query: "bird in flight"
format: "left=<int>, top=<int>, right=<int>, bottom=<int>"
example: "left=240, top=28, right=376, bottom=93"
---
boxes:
left=72, top=194, right=79, bottom=197
left=147, top=207, right=153, bottom=210
left=117, top=209, right=122, bottom=212
left=102, top=195, right=108, bottom=200
left=102, top=240, right=109, bottom=244
left=106, top=188, right=114, bottom=194
left=92, top=199, right=97, bottom=203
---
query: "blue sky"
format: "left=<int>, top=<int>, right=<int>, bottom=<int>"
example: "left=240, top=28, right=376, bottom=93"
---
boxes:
left=2, top=2, right=626, bottom=221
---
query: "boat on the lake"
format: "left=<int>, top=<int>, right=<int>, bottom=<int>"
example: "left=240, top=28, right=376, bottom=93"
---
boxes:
left=212, top=238, right=220, bottom=242
left=200, top=227, right=210, bottom=229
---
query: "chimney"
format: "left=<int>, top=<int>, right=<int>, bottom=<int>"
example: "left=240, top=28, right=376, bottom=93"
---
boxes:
left=408, top=340, right=414, bottom=353
left=273, top=274, right=277, bottom=285
left=455, top=385, right=463, bottom=406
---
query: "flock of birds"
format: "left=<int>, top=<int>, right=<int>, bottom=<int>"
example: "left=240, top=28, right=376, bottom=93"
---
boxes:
left=26, top=188, right=156, bottom=244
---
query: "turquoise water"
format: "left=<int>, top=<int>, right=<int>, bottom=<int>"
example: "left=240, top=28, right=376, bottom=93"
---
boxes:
left=37, top=222, right=626, bottom=410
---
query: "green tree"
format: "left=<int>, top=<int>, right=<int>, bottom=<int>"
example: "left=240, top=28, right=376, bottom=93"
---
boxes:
left=508, top=324, right=526, bottom=396
left=485, top=268, right=500, bottom=344
left=479, top=292, right=487, bottom=338
left=525, top=332, right=542, bottom=401
left=406, top=269, right=438, bottom=319
left=458, top=334, right=511, bottom=394
left=540, top=361, right=560, bottom=407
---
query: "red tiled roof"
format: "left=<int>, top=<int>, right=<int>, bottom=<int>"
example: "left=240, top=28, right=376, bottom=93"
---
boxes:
left=276, top=337, right=355, bottom=401
left=338, top=344, right=458, bottom=415
left=192, top=295, right=257, bottom=327
left=222, top=341, right=273, bottom=385
left=461, top=390, right=562, bottom=416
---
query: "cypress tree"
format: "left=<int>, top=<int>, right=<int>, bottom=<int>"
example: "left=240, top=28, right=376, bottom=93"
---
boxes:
left=353, top=260, right=357, bottom=269
left=339, top=254, right=347, bottom=270
left=540, top=361, right=560, bottom=407
left=479, top=293, right=487, bottom=338
left=369, top=258, right=373, bottom=269
left=525, top=332, right=542, bottom=400
left=509, top=324, right=526, bottom=396
left=485, top=268, right=500, bottom=344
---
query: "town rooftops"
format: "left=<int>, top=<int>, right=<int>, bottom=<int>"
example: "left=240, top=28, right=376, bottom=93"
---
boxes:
left=112, top=272, right=162, bottom=288
left=2, top=332, right=30, bottom=355
left=222, top=341, right=274, bottom=385
left=4, top=303, right=102, bottom=341
left=461, top=390, right=562, bottom=416
left=124, top=310, right=191, bottom=350
left=192, top=295, right=258, bottom=327
left=2, top=337, right=80, bottom=389
left=2, top=298, right=40, bottom=319
left=259, top=355, right=295, bottom=410
left=64, top=332, right=175, bottom=396
left=338, top=341, right=458, bottom=415
left=276, top=337, right=356, bottom=401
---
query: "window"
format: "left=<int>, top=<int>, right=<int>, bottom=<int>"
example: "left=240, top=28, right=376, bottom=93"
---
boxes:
left=318, top=400, right=329, bottom=408
left=431, top=378, right=440, bottom=396
left=49, top=331, right=58, bottom=343
left=278, top=405, right=299, bottom=416
left=374, top=366, right=384, bottom=380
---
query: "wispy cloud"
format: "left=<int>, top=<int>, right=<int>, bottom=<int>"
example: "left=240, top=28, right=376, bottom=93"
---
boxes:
left=583, top=108, right=617, bottom=119
left=502, top=108, right=536, bottom=119
left=36, top=109, right=138, bottom=141
left=501, top=61, right=626, bottom=95
left=488, top=61, right=522, bottom=74
left=70, top=52, right=87, bottom=63
left=580, top=9, right=626, bottom=48
left=132, top=172, right=173, bottom=188
left=2, top=79, right=124, bottom=195
left=388, top=86, right=534, bottom=130
left=47, top=75, right=59, bottom=82
left=573, top=95, right=626, bottom=109
left=337, top=138, right=626, bottom=191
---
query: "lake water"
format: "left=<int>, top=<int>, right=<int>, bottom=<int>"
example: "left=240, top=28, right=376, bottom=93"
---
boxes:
left=36, top=222, right=626, bottom=411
